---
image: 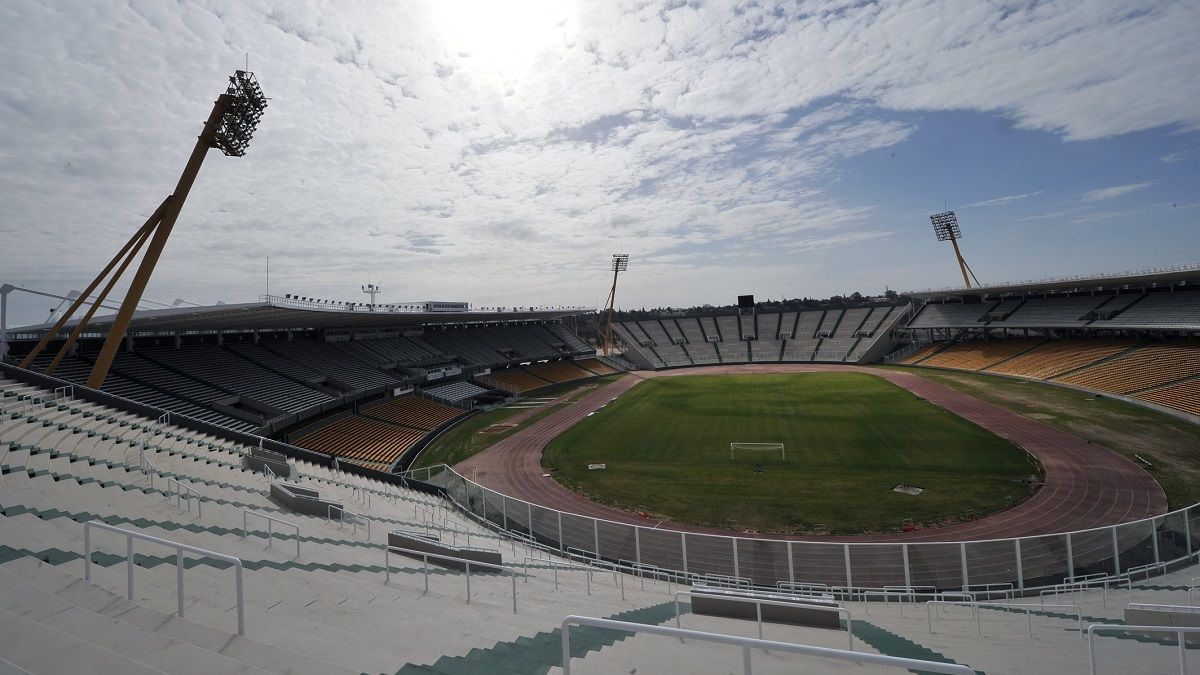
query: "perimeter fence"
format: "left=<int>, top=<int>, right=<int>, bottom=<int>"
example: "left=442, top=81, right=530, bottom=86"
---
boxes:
left=406, top=464, right=1200, bottom=593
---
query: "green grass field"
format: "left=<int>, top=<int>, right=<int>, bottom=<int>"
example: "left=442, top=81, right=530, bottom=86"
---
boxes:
left=542, top=372, right=1037, bottom=534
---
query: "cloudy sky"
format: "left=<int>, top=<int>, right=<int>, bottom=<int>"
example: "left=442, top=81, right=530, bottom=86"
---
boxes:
left=1, top=0, right=1198, bottom=326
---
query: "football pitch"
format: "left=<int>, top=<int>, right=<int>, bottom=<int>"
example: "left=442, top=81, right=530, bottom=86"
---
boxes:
left=542, top=372, right=1037, bottom=534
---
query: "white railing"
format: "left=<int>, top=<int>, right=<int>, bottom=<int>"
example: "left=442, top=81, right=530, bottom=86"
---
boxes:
left=674, top=589, right=855, bottom=650
left=52, top=385, right=73, bottom=402
left=165, top=477, right=203, bottom=517
left=328, top=504, right=370, bottom=539
left=83, top=520, right=245, bottom=635
left=410, top=462, right=1200, bottom=594
left=962, top=582, right=1015, bottom=600
left=861, top=589, right=976, bottom=615
left=263, top=463, right=275, bottom=484
left=138, top=448, right=158, bottom=488
left=351, top=485, right=371, bottom=507
left=559, top=615, right=977, bottom=675
left=243, top=509, right=300, bottom=558
left=926, top=600, right=1082, bottom=638
left=522, top=558, right=605, bottom=594
left=1086, top=624, right=1200, bottom=675
left=383, top=544, right=517, bottom=613
left=1128, top=602, right=1200, bottom=613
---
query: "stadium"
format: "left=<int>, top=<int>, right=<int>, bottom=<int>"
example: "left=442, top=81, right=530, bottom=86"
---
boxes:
left=3, top=4, right=1200, bottom=675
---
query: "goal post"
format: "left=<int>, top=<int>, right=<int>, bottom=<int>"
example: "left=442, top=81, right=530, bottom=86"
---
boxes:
left=729, top=442, right=785, bottom=461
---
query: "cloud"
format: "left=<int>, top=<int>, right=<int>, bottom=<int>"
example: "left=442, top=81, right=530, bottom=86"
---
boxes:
left=1160, top=151, right=1188, bottom=163
left=963, top=190, right=1045, bottom=208
left=1081, top=182, right=1153, bottom=202
left=0, top=1, right=1197, bottom=325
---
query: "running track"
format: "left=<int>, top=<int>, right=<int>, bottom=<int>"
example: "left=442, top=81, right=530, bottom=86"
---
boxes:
left=461, top=365, right=1167, bottom=543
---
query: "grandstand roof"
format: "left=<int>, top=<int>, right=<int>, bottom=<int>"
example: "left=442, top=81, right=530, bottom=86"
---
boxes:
left=8, top=294, right=590, bottom=337
left=905, top=263, right=1200, bottom=299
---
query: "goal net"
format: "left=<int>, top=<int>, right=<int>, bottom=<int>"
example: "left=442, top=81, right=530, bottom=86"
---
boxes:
left=729, top=442, right=785, bottom=461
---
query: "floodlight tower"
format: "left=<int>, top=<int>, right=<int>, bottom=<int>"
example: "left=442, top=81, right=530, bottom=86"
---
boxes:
left=929, top=210, right=980, bottom=288
left=600, top=254, right=629, bottom=356
left=19, top=71, right=268, bottom=387
left=362, top=282, right=381, bottom=306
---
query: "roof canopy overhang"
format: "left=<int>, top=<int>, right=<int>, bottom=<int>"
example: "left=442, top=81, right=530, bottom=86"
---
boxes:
left=905, top=265, right=1200, bottom=300
left=9, top=297, right=591, bottom=338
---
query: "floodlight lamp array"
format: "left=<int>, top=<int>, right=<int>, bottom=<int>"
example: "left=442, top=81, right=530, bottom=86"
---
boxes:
left=213, top=70, right=268, bottom=157
left=930, top=211, right=962, bottom=242
left=611, top=253, right=629, bottom=272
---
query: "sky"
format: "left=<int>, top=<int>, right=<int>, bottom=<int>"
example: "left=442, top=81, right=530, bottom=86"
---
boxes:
left=1, top=0, right=1198, bottom=327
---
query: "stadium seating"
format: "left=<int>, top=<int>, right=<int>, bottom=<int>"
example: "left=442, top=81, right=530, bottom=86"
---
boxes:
left=25, top=352, right=257, bottom=432
left=908, top=302, right=988, bottom=328
left=914, top=339, right=1040, bottom=371
left=259, top=339, right=398, bottom=392
left=292, top=415, right=425, bottom=468
left=1056, top=341, right=1200, bottom=395
left=907, top=290, right=1200, bottom=331
left=985, top=340, right=1139, bottom=379
left=2, top=375, right=1196, bottom=675
left=226, top=342, right=339, bottom=389
left=361, top=395, right=462, bottom=430
left=897, top=338, right=1200, bottom=418
left=897, top=342, right=945, bottom=364
left=479, top=368, right=554, bottom=394
left=991, top=295, right=1105, bottom=327
left=1090, top=290, right=1200, bottom=329
left=422, top=380, right=489, bottom=404
left=526, top=361, right=594, bottom=384
left=140, top=345, right=334, bottom=414
left=617, top=308, right=903, bottom=369
left=1137, top=378, right=1200, bottom=415
left=575, top=358, right=619, bottom=375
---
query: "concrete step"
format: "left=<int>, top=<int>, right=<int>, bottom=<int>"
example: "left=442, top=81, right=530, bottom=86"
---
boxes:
left=1, top=554, right=357, bottom=675
left=0, top=604, right=166, bottom=675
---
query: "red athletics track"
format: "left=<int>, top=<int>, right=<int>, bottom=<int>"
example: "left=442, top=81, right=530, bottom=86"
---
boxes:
left=459, top=364, right=1167, bottom=543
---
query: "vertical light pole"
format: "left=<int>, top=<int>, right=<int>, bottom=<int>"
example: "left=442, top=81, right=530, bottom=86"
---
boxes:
left=601, top=254, right=629, bottom=356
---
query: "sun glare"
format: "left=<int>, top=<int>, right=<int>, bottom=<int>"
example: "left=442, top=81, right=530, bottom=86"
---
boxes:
left=430, top=0, right=570, bottom=78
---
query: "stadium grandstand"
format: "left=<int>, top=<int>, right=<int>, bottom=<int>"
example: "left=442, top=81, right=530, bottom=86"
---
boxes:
left=614, top=304, right=908, bottom=369
left=3, top=271, right=1200, bottom=673
left=890, top=265, right=1200, bottom=421
left=1, top=293, right=620, bottom=472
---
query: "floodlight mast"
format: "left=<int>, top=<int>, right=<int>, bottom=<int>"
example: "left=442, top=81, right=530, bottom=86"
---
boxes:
left=600, top=254, right=629, bottom=356
left=362, top=282, right=381, bottom=307
left=18, top=71, right=268, bottom=388
left=929, top=210, right=980, bottom=288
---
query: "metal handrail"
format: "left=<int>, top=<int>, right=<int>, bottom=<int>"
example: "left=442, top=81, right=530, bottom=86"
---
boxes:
left=383, top=544, right=518, bottom=613
left=83, top=520, right=245, bottom=635
left=327, top=504, right=371, bottom=538
left=1127, top=602, right=1200, bottom=613
left=138, top=448, right=158, bottom=489
left=861, top=589, right=976, bottom=615
left=523, top=557, right=604, bottom=594
left=673, top=589, right=854, bottom=651
left=560, top=615, right=976, bottom=675
left=1087, top=624, right=1200, bottom=674
left=264, top=463, right=275, bottom=484
left=165, top=477, right=203, bottom=517
left=927, top=600, right=1082, bottom=638
left=243, top=509, right=300, bottom=558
